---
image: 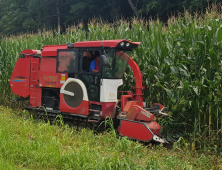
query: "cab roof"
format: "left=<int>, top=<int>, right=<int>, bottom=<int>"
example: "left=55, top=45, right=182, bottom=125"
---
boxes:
left=24, top=40, right=141, bottom=57
left=74, top=39, right=140, bottom=48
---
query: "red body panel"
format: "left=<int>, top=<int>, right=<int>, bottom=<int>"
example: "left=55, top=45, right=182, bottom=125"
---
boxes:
left=119, top=119, right=154, bottom=142
left=20, top=49, right=39, bottom=56
left=74, top=40, right=140, bottom=48
left=101, top=102, right=116, bottom=118
left=121, top=92, right=134, bottom=112
left=125, top=105, right=155, bottom=122
left=41, top=45, right=67, bottom=57
left=10, top=58, right=31, bottom=97
left=39, top=58, right=68, bottom=88
left=60, top=93, right=89, bottom=115
left=40, top=40, right=140, bottom=57
left=30, top=88, right=42, bottom=107
left=120, top=101, right=163, bottom=135
left=89, top=101, right=116, bottom=118
left=123, top=101, right=138, bottom=113
left=123, top=101, right=155, bottom=122
left=145, top=122, right=162, bottom=135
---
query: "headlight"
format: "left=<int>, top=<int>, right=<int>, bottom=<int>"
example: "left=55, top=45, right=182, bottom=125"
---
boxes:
left=126, top=42, right=130, bottom=47
left=120, top=42, right=125, bottom=47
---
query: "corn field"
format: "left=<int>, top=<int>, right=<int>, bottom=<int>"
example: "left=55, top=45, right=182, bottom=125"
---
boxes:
left=1, top=5, right=222, bottom=148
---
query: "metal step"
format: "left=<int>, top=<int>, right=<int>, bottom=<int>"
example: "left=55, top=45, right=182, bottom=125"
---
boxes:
left=88, top=119, right=99, bottom=123
left=89, top=109, right=101, bottom=113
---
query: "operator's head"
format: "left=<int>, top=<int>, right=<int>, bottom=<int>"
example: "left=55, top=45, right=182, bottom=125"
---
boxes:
left=83, top=51, right=91, bottom=58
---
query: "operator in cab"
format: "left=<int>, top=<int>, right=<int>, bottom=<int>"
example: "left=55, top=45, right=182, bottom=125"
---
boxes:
left=89, top=53, right=100, bottom=73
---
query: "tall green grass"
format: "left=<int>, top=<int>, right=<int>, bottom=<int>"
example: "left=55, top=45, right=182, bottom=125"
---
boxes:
left=1, top=4, right=222, bottom=148
left=0, top=106, right=220, bottom=169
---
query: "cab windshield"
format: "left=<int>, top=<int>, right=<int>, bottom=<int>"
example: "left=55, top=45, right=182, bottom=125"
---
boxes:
left=102, top=49, right=130, bottom=79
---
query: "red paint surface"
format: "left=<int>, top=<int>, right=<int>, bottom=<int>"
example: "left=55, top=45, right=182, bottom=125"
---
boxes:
left=101, top=102, right=116, bottom=118
left=60, top=93, right=89, bottom=115
left=121, top=94, right=134, bottom=112
left=133, top=105, right=155, bottom=121
left=40, top=40, right=140, bottom=57
left=30, top=88, right=42, bottom=107
left=89, top=101, right=116, bottom=118
left=128, top=58, right=144, bottom=107
left=10, top=58, right=31, bottom=97
left=145, top=122, right=162, bottom=135
left=74, top=39, right=140, bottom=48
left=123, top=102, right=155, bottom=122
left=36, top=88, right=42, bottom=107
left=119, top=120, right=153, bottom=142
left=41, top=45, right=67, bottom=57
left=39, top=58, right=68, bottom=88
left=20, top=49, right=38, bottom=56
left=123, top=101, right=138, bottom=113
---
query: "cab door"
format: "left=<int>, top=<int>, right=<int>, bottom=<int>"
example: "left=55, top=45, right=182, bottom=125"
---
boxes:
left=78, top=49, right=102, bottom=102
left=78, top=73, right=101, bottom=102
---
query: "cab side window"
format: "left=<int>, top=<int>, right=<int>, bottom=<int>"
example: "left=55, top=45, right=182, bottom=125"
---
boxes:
left=57, top=51, right=77, bottom=72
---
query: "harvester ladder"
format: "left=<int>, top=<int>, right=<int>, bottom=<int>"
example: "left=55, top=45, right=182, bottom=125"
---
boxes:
left=30, top=58, right=41, bottom=107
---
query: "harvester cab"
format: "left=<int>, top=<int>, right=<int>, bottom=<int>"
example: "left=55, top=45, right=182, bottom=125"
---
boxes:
left=10, top=39, right=169, bottom=143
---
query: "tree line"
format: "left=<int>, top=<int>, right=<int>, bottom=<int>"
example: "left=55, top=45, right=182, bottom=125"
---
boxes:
left=0, top=0, right=220, bottom=35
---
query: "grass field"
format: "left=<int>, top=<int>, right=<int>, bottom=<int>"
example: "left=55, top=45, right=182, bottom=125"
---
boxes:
left=1, top=4, right=222, bottom=168
left=1, top=5, right=222, bottom=147
left=0, top=105, right=221, bottom=170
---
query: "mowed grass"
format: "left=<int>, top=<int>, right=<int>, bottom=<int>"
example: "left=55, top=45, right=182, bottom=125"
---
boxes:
left=0, top=106, right=220, bottom=170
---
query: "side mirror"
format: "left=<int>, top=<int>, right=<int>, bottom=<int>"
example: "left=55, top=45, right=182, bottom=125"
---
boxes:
left=100, top=55, right=109, bottom=66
